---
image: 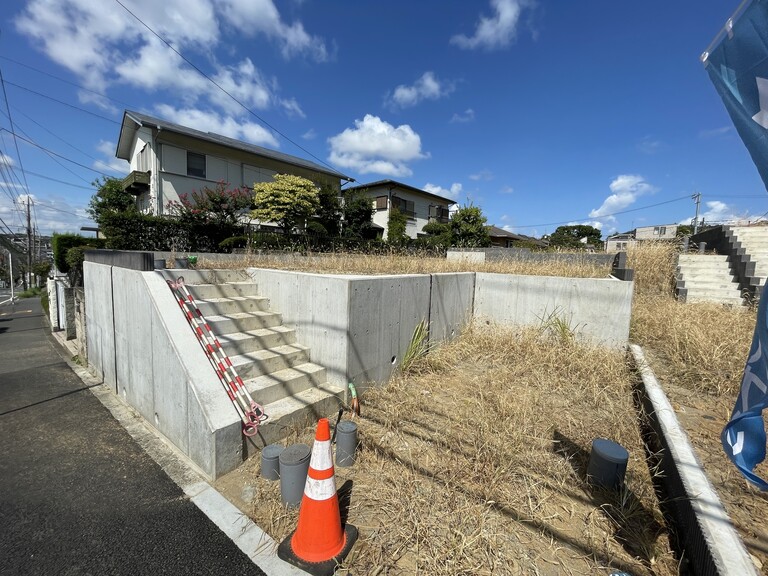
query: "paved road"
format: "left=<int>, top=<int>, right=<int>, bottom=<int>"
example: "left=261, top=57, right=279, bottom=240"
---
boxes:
left=0, top=298, right=267, bottom=576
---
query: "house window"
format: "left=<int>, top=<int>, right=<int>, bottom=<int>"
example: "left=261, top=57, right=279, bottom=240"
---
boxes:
left=391, top=196, right=415, bottom=218
left=653, top=226, right=667, bottom=236
left=187, top=151, right=206, bottom=178
left=375, top=196, right=388, bottom=210
left=429, top=205, right=450, bottom=223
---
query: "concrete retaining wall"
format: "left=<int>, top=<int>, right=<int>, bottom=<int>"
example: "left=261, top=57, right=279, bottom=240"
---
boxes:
left=473, top=273, right=633, bottom=349
left=247, top=269, right=440, bottom=389
left=85, top=261, right=241, bottom=479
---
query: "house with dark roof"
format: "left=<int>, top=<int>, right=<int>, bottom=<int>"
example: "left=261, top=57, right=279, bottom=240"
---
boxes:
left=115, top=110, right=352, bottom=216
left=487, top=226, right=548, bottom=249
left=344, top=180, right=455, bottom=240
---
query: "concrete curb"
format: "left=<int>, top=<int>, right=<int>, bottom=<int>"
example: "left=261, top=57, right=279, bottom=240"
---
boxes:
left=629, top=344, right=758, bottom=576
left=49, top=331, right=306, bottom=576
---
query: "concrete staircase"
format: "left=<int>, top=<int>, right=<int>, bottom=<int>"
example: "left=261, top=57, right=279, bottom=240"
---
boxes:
left=675, top=254, right=745, bottom=306
left=728, top=226, right=768, bottom=291
left=164, top=268, right=344, bottom=450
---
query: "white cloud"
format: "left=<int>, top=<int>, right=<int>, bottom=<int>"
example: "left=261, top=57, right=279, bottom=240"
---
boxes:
left=423, top=182, right=462, bottom=200
left=14, top=0, right=321, bottom=120
left=451, top=0, right=530, bottom=51
left=388, top=72, right=454, bottom=108
left=328, top=115, right=428, bottom=177
left=302, top=129, right=317, bottom=140
left=154, top=105, right=280, bottom=147
left=637, top=136, right=662, bottom=155
left=450, top=108, right=475, bottom=123
left=589, top=174, right=657, bottom=221
left=0, top=193, right=92, bottom=236
left=699, top=126, right=734, bottom=139
left=0, top=153, right=15, bottom=168
left=219, top=0, right=331, bottom=61
left=469, top=169, right=493, bottom=181
left=499, top=185, right=513, bottom=194
left=94, top=140, right=130, bottom=174
left=679, top=200, right=753, bottom=226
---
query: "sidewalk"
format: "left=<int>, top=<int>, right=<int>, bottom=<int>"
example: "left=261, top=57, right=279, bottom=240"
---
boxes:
left=0, top=298, right=273, bottom=576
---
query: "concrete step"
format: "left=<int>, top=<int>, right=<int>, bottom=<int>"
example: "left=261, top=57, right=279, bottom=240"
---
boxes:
left=194, top=295, right=270, bottom=316
left=244, top=363, right=328, bottom=405
left=230, top=343, right=311, bottom=380
left=678, top=254, right=730, bottom=263
left=676, top=266, right=735, bottom=277
left=731, top=227, right=768, bottom=237
left=217, top=326, right=297, bottom=356
left=676, top=260, right=734, bottom=270
left=248, top=385, right=345, bottom=451
left=206, top=310, right=283, bottom=333
left=678, top=279, right=740, bottom=290
left=186, top=282, right=261, bottom=299
left=164, top=268, right=252, bottom=284
left=684, top=294, right=745, bottom=306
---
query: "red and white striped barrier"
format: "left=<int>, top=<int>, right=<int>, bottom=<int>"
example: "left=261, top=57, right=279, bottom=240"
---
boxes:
left=167, top=276, right=267, bottom=437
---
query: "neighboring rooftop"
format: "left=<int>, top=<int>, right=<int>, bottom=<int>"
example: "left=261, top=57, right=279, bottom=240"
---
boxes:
left=116, top=110, right=352, bottom=182
left=345, top=179, right=457, bottom=205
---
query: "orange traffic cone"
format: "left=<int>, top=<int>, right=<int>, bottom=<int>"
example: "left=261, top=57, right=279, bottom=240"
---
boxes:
left=277, top=418, right=358, bottom=576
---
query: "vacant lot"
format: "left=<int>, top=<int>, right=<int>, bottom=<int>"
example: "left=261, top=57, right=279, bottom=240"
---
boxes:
left=212, top=243, right=766, bottom=574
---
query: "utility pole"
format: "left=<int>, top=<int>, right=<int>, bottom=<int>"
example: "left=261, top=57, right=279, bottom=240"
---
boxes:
left=25, top=196, right=31, bottom=290
left=692, top=192, right=702, bottom=235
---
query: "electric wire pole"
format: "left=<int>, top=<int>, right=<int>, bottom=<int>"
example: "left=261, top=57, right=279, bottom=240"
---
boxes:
left=692, top=192, right=702, bottom=234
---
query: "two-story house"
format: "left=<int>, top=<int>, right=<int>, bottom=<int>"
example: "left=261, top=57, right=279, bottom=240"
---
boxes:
left=115, top=110, right=352, bottom=216
left=344, top=180, right=455, bottom=240
left=604, top=224, right=678, bottom=251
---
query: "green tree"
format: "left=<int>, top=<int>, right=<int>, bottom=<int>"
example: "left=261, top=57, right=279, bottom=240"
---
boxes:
left=87, top=176, right=136, bottom=226
left=548, top=224, right=602, bottom=249
left=309, top=184, right=342, bottom=237
left=342, top=189, right=376, bottom=238
left=676, top=224, right=693, bottom=238
left=167, top=181, right=252, bottom=228
left=450, top=204, right=491, bottom=247
left=387, top=206, right=408, bottom=246
left=420, top=221, right=452, bottom=248
left=252, top=174, right=320, bottom=235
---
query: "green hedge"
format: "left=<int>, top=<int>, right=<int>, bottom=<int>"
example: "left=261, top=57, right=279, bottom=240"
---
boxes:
left=52, top=234, right=106, bottom=273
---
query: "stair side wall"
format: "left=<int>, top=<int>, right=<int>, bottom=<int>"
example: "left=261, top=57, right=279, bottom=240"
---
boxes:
left=84, top=261, right=242, bottom=480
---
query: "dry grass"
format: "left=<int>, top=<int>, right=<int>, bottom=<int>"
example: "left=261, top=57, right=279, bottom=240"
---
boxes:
left=199, top=250, right=612, bottom=279
left=208, top=242, right=757, bottom=573
left=627, top=241, right=756, bottom=396
left=234, top=324, right=676, bottom=575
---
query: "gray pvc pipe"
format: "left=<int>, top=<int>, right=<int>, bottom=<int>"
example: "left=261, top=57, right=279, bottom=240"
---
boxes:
left=279, top=444, right=310, bottom=507
left=261, top=444, right=284, bottom=481
left=335, top=420, right=358, bottom=467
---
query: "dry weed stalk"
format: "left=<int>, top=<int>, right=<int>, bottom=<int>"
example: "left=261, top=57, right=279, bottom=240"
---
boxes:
left=199, top=250, right=612, bottom=279
left=245, top=324, right=675, bottom=575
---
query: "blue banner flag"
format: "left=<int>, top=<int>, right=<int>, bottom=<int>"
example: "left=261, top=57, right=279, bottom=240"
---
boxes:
left=703, top=0, right=768, bottom=191
left=722, top=293, right=768, bottom=490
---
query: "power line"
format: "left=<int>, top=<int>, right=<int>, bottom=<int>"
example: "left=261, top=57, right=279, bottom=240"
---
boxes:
left=3, top=80, right=120, bottom=125
left=113, top=0, right=351, bottom=180
left=0, top=55, right=135, bottom=110
left=33, top=199, right=88, bottom=218
left=0, top=128, right=112, bottom=177
left=514, top=195, right=692, bottom=229
left=0, top=69, right=31, bottom=198
left=24, top=170, right=95, bottom=190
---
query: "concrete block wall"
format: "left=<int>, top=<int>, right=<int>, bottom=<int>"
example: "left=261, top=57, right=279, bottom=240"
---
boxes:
left=85, top=261, right=241, bottom=479
left=473, top=273, right=633, bottom=349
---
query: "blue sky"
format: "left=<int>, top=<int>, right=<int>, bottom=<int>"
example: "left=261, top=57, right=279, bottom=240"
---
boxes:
left=0, top=0, right=765, bottom=239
